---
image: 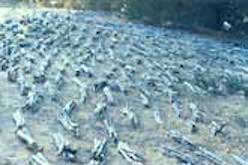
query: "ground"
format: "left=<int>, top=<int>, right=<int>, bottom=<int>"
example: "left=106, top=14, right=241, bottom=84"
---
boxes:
left=0, top=4, right=247, bottom=165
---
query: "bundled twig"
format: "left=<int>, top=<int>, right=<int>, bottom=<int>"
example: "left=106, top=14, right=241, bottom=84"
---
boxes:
left=52, top=133, right=77, bottom=162
left=28, top=152, right=50, bottom=165
left=159, top=130, right=227, bottom=165
left=120, top=105, right=139, bottom=129
left=90, top=138, right=108, bottom=164
left=16, top=127, right=42, bottom=152
left=117, top=141, right=145, bottom=165
left=13, top=109, right=25, bottom=131
left=58, top=101, right=79, bottom=137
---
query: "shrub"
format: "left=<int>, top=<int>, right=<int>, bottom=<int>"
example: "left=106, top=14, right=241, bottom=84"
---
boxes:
left=18, top=0, right=248, bottom=34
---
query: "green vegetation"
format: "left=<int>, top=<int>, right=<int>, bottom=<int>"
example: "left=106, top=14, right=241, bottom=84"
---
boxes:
left=124, top=0, right=248, bottom=33
left=20, top=0, right=248, bottom=34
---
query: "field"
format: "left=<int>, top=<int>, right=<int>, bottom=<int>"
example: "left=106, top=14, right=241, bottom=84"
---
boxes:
left=0, top=3, right=247, bottom=165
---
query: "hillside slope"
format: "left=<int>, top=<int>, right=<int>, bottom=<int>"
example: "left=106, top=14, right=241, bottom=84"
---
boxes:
left=0, top=9, right=247, bottom=165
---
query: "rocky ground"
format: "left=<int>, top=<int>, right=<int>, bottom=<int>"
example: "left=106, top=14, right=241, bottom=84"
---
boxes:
left=0, top=7, right=248, bottom=165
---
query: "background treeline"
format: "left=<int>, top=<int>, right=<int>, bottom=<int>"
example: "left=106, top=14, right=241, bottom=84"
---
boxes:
left=25, top=0, right=248, bottom=34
